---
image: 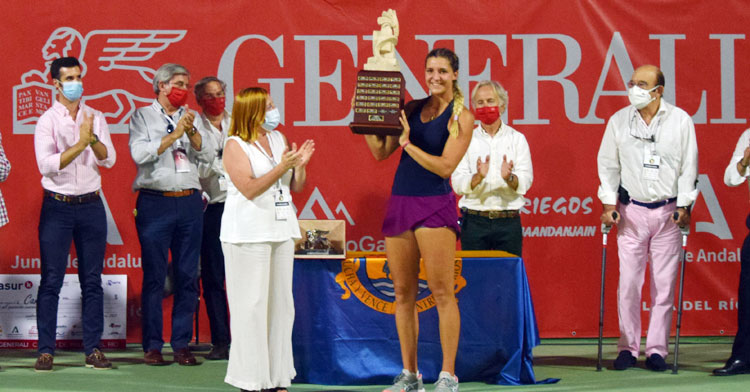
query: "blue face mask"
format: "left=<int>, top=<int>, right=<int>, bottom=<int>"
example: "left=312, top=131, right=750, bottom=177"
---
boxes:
left=59, top=80, right=83, bottom=101
left=262, top=107, right=281, bottom=131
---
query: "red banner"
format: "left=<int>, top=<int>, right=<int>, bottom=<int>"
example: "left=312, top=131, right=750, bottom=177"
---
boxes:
left=1, top=0, right=749, bottom=342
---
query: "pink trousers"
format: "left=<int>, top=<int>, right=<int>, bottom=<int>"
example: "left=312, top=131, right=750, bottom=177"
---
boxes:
left=616, top=201, right=681, bottom=358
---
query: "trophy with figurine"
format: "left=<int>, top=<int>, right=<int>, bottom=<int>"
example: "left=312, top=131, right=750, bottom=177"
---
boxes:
left=349, top=9, right=406, bottom=136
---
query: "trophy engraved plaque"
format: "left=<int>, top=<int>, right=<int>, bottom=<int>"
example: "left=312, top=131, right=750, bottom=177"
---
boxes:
left=349, top=9, right=405, bottom=136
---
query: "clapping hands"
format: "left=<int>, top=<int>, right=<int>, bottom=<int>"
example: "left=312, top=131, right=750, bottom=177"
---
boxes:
left=280, top=140, right=315, bottom=170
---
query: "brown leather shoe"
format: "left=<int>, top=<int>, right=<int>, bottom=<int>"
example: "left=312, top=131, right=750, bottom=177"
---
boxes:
left=34, top=353, right=54, bottom=372
left=144, top=349, right=169, bottom=366
left=85, top=348, right=112, bottom=370
left=173, top=347, right=198, bottom=366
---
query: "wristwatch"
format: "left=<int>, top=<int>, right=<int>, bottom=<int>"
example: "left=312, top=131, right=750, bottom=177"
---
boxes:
left=89, top=134, right=99, bottom=146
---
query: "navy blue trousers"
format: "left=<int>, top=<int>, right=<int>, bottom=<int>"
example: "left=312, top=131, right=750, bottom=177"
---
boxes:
left=135, top=191, right=202, bottom=352
left=37, top=195, right=107, bottom=355
left=200, top=202, right=230, bottom=346
left=730, top=214, right=750, bottom=362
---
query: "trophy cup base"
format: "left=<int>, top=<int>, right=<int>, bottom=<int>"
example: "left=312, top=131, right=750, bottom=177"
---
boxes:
left=349, top=122, right=403, bottom=136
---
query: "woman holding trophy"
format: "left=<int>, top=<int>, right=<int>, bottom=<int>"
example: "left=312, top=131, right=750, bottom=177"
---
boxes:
left=364, top=47, right=474, bottom=392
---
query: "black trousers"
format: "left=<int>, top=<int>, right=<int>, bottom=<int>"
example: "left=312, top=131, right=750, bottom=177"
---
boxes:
left=459, top=212, right=522, bottom=256
left=730, top=214, right=750, bottom=361
left=200, top=202, right=230, bottom=346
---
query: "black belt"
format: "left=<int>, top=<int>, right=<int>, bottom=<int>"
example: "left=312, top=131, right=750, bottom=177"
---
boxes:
left=461, top=208, right=519, bottom=219
left=630, top=197, right=677, bottom=209
left=139, top=189, right=197, bottom=198
left=44, top=190, right=101, bottom=204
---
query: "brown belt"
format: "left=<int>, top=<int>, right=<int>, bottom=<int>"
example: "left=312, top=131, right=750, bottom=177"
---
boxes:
left=44, top=190, right=101, bottom=204
left=461, top=208, right=519, bottom=219
left=140, top=189, right=196, bottom=198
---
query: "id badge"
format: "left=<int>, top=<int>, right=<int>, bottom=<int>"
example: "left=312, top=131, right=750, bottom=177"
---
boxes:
left=642, top=150, right=660, bottom=181
left=218, top=175, right=227, bottom=191
left=274, top=190, right=292, bottom=220
left=173, top=148, right=191, bottom=173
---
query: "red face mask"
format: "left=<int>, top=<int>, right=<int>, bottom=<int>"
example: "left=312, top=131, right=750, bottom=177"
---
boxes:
left=474, top=106, right=500, bottom=125
left=167, top=86, right=188, bottom=108
left=200, top=96, right=226, bottom=116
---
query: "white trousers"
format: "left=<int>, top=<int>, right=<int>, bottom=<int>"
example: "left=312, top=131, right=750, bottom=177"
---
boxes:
left=222, top=240, right=296, bottom=391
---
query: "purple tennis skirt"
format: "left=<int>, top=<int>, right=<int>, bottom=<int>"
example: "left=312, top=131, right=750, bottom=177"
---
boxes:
left=381, top=193, right=460, bottom=237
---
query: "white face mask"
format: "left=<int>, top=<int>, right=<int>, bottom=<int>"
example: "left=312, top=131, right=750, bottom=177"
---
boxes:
left=628, top=85, right=659, bottom=109
left=262, top=107, right=280, bottom=131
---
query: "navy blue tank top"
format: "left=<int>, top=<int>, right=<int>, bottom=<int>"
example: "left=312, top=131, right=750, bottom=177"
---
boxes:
left=391, top=99, right=453, bottom=196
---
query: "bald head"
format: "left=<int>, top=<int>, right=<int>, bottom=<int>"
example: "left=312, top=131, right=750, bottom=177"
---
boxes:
left=631, top=65, right=665, bottom=89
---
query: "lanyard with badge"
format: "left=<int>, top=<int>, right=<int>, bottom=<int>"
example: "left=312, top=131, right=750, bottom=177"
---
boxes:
left=163, top=110, right=191, bottom=173
left=631, top=112, right=663, bottom=181
left=253, top=137, right=293, bottom=220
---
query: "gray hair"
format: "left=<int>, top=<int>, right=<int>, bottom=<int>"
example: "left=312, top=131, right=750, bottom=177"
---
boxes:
left=152, top=63, right=190, bottom=95
left=194, top=76, right=227, bottom=100
left=471, top=80, right=508, bottom=108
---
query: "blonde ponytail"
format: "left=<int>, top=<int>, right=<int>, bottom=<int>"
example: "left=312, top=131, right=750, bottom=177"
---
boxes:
left=449, top=80, right=463, bottom=138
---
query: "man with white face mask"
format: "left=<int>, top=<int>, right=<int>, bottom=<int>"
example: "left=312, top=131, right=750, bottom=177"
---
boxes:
left=597, top=65, right=698, bottom=372
left=33, top=56, right=116, bottom=372
left=451, top=80, right=533, bottom=255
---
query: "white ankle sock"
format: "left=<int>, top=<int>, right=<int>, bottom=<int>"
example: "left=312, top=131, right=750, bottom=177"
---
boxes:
left=438, top=371, right=455, bottom=380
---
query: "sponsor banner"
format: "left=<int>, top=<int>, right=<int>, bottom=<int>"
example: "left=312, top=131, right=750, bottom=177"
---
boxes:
left=0, top=274, right=126, bottom=349
left=1, top=1, right=749, bottom=341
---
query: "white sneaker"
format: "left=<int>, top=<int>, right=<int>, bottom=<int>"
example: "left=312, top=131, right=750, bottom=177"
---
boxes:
left=382, top=370, right=425, bottom=392
left=433, top=371, right=459, bottom=392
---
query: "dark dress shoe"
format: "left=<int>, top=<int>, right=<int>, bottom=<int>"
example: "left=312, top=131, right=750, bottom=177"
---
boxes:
left=173, top=347, right=199, bottom=366
left=206, top=344, right=229, bottom=360
left=144, top=349, right=169, bottom=366
left=645, top=353, right=668, bottom=372
left=713, top=359, right=750, bottom=376
left=613, top=350, right=636, bottom=370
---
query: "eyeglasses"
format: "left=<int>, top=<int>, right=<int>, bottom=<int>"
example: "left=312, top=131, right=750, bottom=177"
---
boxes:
left=627, top=80, right=656, bottom=89
left=202, top=92, right=225, bottom=99
left=170, top=81, right=192, bottom=90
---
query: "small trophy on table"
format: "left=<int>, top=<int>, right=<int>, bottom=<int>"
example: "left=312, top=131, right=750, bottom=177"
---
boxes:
left=349, top=9, right=406, bottom=136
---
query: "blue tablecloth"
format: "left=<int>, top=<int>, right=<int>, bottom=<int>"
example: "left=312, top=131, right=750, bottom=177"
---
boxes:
left=291, top=256, right=547, bottom=385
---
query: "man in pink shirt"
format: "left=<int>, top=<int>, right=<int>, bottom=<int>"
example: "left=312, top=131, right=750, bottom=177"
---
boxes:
left=33, top=57, right=116, bottom=372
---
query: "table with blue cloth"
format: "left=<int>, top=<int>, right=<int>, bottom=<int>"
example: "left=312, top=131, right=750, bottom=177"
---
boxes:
left=291, top=251, right=550, bottom=386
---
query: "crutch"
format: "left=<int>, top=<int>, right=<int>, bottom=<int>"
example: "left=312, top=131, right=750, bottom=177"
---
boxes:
left=672, top=211, right=690, bottom=374
left=597, top=211, right=617, bottom=371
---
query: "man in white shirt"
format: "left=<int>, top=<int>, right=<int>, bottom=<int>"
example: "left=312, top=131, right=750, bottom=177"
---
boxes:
left=715, top=131, right=750, bottom=376
left=195, top=76, right=231, bottom=360
left=451, top=80, right=532, bottom=255
left=597, top=65, right=698, bottom=372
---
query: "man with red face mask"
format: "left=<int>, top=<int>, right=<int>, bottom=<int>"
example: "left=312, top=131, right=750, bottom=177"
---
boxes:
left=451, top=80, right=533, bottom=255
left=129, top=63, right=215, bottom=366
left=194, top=76, right=231, bottom=360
